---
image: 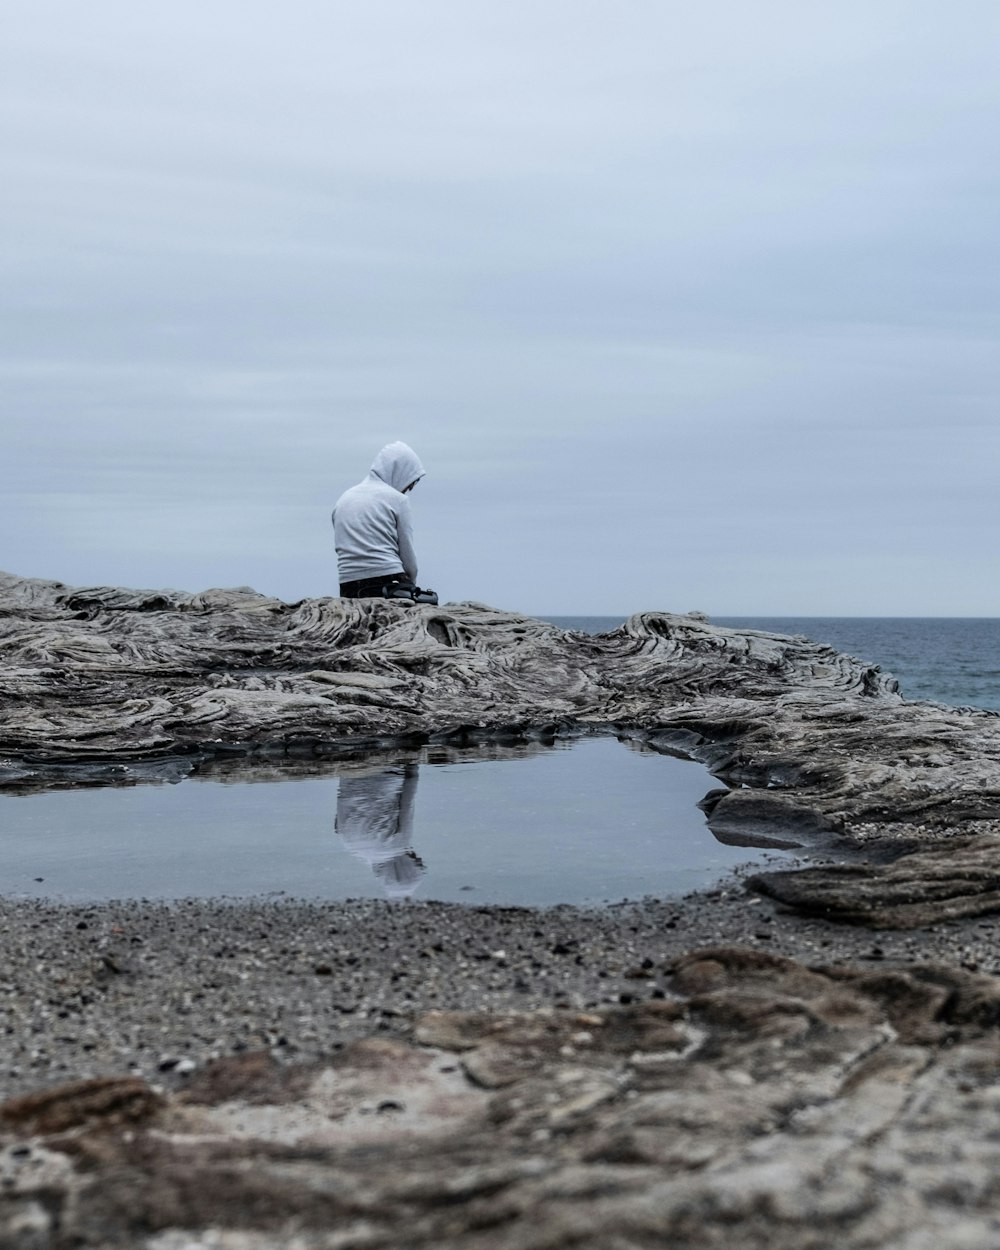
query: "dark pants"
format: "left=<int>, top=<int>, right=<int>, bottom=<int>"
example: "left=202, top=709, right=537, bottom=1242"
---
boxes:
left=339, top=572, right=408, bottom=599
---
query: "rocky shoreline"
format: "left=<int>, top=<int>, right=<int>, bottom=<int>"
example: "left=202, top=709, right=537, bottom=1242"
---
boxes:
left=3, top=572, right=1000, bottom=1247
left=4, top=883, right=996, bottom=1107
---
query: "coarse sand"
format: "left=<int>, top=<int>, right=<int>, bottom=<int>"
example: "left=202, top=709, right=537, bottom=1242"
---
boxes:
left=1, top=877, right=993, bottom=1101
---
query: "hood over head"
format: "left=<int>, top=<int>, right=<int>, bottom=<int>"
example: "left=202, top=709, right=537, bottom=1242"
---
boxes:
left=370, top=441, right=425, bottom=493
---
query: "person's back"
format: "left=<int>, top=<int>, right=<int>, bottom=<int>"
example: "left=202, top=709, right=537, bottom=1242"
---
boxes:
left=332, top=441, right=425, bottom=598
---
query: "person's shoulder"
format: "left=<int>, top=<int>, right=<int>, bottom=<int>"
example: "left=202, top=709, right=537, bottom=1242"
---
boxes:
left=337, top=478, right=374, bottom=502
left=337, top=477, right=404, bottom=511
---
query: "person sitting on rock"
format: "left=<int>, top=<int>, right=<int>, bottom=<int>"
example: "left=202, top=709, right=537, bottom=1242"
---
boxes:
left=332, top=441, right=427, bottom=599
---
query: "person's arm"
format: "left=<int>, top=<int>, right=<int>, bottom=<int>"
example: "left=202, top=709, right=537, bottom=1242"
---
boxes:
left=395, top=499, right=418, bottom=582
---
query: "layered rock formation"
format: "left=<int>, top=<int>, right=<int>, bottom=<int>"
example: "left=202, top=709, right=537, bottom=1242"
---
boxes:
left=2, top=571, right=1000, bottom=924
left=5, top=947, right=1000, bottom=1248
left=4, top=571, right=1000, bottom=1247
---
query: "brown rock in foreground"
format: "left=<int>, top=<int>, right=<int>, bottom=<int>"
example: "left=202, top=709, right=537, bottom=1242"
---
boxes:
left=752, top=834, right=1000, bottom=928
left=5, top=948, right=1000, bottom=1248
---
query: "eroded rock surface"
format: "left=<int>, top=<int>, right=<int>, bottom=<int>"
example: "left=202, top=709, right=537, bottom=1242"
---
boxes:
left=0, top=571, right=902, bottom=780
left=3, top=571, right=1000, bottom=925
left=752, top=835, right=1000, bottom=928
left=5, top=948, right=1000, bottom=1248
left=5, top=575, right=1000, bottom=1243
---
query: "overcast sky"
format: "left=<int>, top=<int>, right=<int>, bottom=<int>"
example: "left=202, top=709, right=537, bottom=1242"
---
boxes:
left=3, top=1, right=998, bottom=615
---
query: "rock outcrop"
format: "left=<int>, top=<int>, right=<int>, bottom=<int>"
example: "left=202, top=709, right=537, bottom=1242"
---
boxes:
left=6, top=947, right=1000, bottom=1248
left=3, top=571, right=1000, bottom=926
left=7, top=573, right=1000, bottom=1244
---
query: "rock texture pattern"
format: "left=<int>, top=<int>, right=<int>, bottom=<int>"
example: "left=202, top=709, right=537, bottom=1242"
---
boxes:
left=5, top=572, right=1000, bottom=1246
left=6, top=947, right=1000, bottom=1248
left=2, top=572, right=906, bottom=785
left=3, top=571, right=1000, bottom=924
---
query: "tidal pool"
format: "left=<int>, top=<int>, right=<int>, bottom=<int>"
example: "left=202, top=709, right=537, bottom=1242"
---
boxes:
left=0, top=737, right=793, bottom=906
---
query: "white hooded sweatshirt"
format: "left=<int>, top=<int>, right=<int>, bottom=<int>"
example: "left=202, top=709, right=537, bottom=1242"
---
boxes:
left=331, top=442, right=425, bottom=584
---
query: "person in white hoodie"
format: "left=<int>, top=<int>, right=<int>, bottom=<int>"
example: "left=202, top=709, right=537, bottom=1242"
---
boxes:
left=332, top=441, right=426, bottom=598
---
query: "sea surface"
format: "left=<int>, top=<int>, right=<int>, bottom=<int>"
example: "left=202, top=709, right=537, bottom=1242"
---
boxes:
left=544, top=617, right=1000, bottom=712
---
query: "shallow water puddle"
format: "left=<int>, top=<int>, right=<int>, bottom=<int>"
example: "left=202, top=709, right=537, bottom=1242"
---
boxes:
left=0, top=737, right=793, bottom=905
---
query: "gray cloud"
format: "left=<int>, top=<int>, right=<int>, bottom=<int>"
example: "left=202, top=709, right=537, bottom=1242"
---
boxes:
left=2, top=1, right=999, bottom=613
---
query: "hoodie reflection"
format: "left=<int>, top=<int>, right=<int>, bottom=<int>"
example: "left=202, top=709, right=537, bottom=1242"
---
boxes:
left=334, top=763, right=426, bottom=899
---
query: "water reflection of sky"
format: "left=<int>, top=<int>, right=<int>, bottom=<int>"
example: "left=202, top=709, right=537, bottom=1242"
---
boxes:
left=0, top=738, right=793, bottom=905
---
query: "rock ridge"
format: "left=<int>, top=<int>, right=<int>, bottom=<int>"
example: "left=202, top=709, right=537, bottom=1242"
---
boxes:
left=4, top=572, right=1000, bottom=927
left=6, top=573, right=1000, bottom=1244
left=5, top=947, right=1000, bottom=1248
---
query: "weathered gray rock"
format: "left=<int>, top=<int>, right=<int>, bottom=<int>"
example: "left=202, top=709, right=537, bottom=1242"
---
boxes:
left=0, top=572, right=904, bottom=785
left=4, top=570, right=1000, bottom=925
left=751, top=834, right=1000, bottom=928
left=6, top=573, right=1000, bottom=1245
left=5, top=948, right=1000, bottom=1248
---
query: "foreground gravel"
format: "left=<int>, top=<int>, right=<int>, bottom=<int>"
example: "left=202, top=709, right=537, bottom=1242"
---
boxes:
left=2, top=873, right=995, bottom=1102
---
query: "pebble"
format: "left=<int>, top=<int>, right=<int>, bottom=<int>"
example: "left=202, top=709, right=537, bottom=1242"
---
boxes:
left=0, top=888, right=995, bottom=1102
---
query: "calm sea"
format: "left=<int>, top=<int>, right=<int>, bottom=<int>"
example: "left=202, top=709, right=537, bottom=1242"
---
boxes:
left=542, top=617, right=1000, bottom=712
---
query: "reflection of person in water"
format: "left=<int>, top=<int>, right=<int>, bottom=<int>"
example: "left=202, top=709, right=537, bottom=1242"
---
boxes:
left=335, top=763, right=426, bottom=899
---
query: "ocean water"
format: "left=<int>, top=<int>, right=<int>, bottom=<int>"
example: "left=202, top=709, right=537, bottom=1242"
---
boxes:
left=543, top=616, right=1000, bottom=712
